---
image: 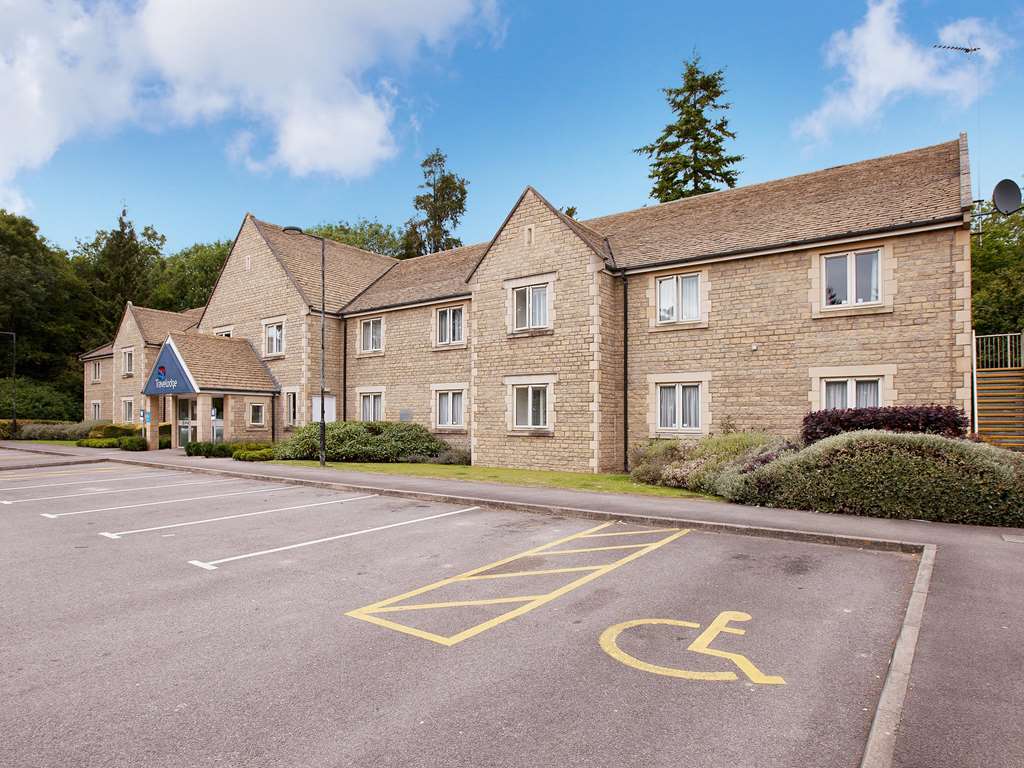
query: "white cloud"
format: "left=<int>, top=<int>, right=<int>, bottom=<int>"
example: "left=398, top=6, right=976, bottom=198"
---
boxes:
left=0, top=0, right=502, bottom=209
left=795, top=0, right=1011, bottom=143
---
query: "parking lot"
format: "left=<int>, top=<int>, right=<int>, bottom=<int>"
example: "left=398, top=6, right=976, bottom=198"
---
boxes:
left=1, top=460, right=921, bottom=768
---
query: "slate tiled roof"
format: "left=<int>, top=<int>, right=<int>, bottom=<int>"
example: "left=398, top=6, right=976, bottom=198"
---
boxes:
left=79, top=342, right=113, bottom=361
left=130, top=305, right=202, bottom=346
left=343, top=243, right=486, bottom=313
left=250, top=217, right=397, bottom=312
left=169, top=332, right=278, bottom=393
left=581, top=138, right=968, bottom=270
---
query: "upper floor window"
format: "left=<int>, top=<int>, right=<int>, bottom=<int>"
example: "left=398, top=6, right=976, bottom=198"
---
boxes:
left=360, top=317, right=383, bottom=353
left=214, top=326, right=233, bottom=338
left=121, top=348, right=134, bottom=376
left=824, top=249, right=880, bottom=308
left=437, top=307, right=464, bottom=346
left=657, top=382, right=701, bottom=431
left=263, top=319, right=285, bottom=356
left=91, top=361, right=101, bottom=382
left=657, top=273, right=700, bottom=324
left=823, top=377, right=880, bottom=410
left=513, top=284, right=548, bottom=331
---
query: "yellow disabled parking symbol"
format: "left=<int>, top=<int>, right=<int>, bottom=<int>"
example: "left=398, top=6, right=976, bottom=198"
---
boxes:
left=599, top=610, right=785, bottom=685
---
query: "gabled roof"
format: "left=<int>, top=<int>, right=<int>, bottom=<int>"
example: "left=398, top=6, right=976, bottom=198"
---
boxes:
left=79, top=342, right=113, bottom=361
left=249, top=216, right=396, bottom=312
left=580, top=137, right=969, bottom=271
left=129, top=304, right=202, bottom=346
left=343, top=242, right=486, bottom=314
left=166, top=332, right=278, bottom=393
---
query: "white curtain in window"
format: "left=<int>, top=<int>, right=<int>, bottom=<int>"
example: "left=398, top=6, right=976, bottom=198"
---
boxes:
left=657, top=278, right=677, bottom=322
left=514, top=288, right=528, bottom=329
left=531, top=385, right=546, bottom=426
left=825, top=380, right=848, bottom=409
left=371, top=320, right=381, bottom=349
left=658, top=385, right=676, bottom=428
left=530, top=285, right=547, bottom=327
left=451, top=308, right=463, bottom=342
left=855, top=251, right=879, bottom=304
left=438, top=392, right=449, bottom=425
left=514, top=386, right=530, bottom=426
left=855, top=379, right=880, bottom=408
left=451, top=391, right=463, bottom=425
left=680, top=384, right=700, bottom=428
left=437, top=310, right=449, bottom=344
left=680, top=275, right=700, bottom=321
left=361, top=321, right=372, bottom=350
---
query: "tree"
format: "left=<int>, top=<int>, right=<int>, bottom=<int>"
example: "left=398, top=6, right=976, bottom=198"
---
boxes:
left=401, top=149, right=469, bottom=258
left=635, top=53, right=743, bottom=202
left=71, top=207, right=165, bottom=339
left=972, top=199, right=1024, bottom=334
left=147, top=240, right=232, bottom=312
left=560, top=205, right=578, bottom=219
left=309, top=218, right=403, bottom=257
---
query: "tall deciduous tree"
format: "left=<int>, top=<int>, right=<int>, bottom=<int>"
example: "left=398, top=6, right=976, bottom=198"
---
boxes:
left=635, top=53, right=743, bottom=202
left=972, top=199, right=1024, bottom=334
left=309, top=218, right=403, bottom=257
left=401, top=149, right=469, bottom=258
left=147, top=240, right=232, bottom=312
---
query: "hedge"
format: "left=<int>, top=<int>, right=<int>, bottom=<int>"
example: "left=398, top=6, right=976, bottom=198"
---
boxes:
left=731, top=431, right=1024, bottom=526
left=801, top=404, right=968, bottom=444
left=185, top=441, right=272, bottom=458
left=233, top=448, right=275, bottom=462
left=76, top=437, right=120, bottom=448
left=274, top=421, right=450, bottom=463
left=88, top=423, right=142, bottom=439
left=117, top=436, right=149, bottom=451
left=0, top=419, right=66, bottom=439
left=19, top=420, right=108, bottom=441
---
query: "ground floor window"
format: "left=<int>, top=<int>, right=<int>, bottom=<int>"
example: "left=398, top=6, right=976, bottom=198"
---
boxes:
left=513, top=384, right=548, bottom=428
left=436, top=390, right=464, bottom=427
left=657, top=383, right=701, bottom=430
left=249, top=403, right=265, bottom=426
left=361, top=391, right=383, bottom=421
left=286, top=391, right=298, bottom=426
left=823, top=377, right=880, bottom=409
left=122, top=398, right=134, bottom=423
left=91, top=401, right=101, bottom=420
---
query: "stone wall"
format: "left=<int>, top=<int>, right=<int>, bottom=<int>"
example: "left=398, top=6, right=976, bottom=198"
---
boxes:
left=82, top=356, right=113, bottom=421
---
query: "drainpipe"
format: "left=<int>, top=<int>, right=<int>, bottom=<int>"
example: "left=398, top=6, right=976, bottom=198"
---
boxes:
left=341, top=317, right=348, bottom=421
left=621, top=270, right=629, bottom=472
left=271, top=392, right=277, bottom=442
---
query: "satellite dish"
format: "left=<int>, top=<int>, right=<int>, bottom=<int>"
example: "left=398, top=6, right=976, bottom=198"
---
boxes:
left=993, top=178, right=1022, bottom=215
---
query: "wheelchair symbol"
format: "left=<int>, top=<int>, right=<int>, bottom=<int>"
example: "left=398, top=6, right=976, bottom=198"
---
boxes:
left=599, top=610, right=785, bottom=684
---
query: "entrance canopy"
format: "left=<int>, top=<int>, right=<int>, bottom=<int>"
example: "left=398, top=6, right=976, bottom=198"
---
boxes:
left=143, top=332, right=278, bottom=396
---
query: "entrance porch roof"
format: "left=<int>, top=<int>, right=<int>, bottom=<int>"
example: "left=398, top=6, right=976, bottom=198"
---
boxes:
left=143, top=332, right=279, bottom=397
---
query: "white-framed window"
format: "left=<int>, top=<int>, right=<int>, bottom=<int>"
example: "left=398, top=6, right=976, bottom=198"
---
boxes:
left=656, top=273, right=701, bottom=323
left=214, top=326, right=233, bottom=338
left=91, top=401, right=101, bottom=420
left=285, top=391, right=298, bottom=426
left=122, top=398, right=134, bottom=423
left=360, top=391, right=383, bottom=421
left=657, top=383, right=701, bottom=431
left=436, top=389, right=464, bottom=428
left=360, top=317, right=383, bottom=352
left=513, top=284, right=549, bottom=330
left=823, top=377, right=881, bottom=410
left=91, top=361, right=101, bottom=382
left=121, top=348, right=134, bottom=375
left=436, top=306, right=464, bottom=346
left=513, top=384, right=548, bottom=428
left=823, top=249, right=881, bottom=308
left=249, top=403, right=265, bottom=426
left=263, top=320, right=285, bottom=356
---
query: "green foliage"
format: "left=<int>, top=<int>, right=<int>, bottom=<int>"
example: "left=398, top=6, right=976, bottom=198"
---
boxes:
left=117, top=436, right=149, bottom=451
left=88, top=423, right=141, bottom=439
left=732, top=431, right=1024, bottom=526
left=159, top=436, right=171, bottom=449
left=660, top=432, right=774, bottom=494
left=0, top=419, right=64, bottom=439
left=275, top=421, right=450, bottom=462
left=76, top=437, right=121, bottom=448
left=18, top=420, right=107, bottom=441
left=559, top=205, right=578, bottom=219
left=401, top=149, right=469, bottom=258
left=308, top=219, right=403, bottom=257
left=634, top=52, right=743, bottom=202
left=0, top=377, right=81, bottom=421
left=233, top=448, right=275, bottom=462
left=628, top=439, right=688, bottom=485
left=972, top=200, right=1024, bottom=334
left=146, top=240, right=230, bottom=312
left=401, top=447, right=472, bottom=465
left=186, top=440, right=271, bottom=458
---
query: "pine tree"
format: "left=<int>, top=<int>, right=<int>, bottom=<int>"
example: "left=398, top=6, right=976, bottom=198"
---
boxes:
left=635, top=53, right=743, bottom=202
left=401, top=149, right=469, bottom=258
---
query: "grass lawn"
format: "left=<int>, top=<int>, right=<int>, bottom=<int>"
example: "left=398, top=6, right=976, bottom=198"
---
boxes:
left=21, top=439, right=80, bottom=446
left=277, top=460, right=717, bottom=500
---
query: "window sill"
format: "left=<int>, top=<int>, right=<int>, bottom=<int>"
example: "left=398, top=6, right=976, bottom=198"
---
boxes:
left=90, top=380, right=101, bottom=385
left=813, top=304, right=893, bottom=320
left=121, top=373, right=134, bottom=379
left=434, top=427, right=467, bottom=435
left=508, top=328, right=554, bottom=338
left=355, top=350, right=385, bottom=359
left=507, top=428, right=554, bottom=437
left=652, top=429, right=705, bottom=439
left=432, top=343, right=468, bottom=351
left=650, top=320, right=709, bottom=332
left=262, top=353, right=286, bottom=361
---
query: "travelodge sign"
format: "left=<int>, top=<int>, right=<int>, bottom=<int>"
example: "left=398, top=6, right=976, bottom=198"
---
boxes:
left=143, top=341, right=196, bottom=396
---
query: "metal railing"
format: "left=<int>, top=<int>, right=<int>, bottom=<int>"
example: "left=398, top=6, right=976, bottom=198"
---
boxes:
left=975, top=332, right=1023, bottom=370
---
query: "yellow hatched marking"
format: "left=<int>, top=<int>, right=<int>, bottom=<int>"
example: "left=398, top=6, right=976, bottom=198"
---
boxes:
left=369, top=595, right=545, bottom=613
left=578, top=528, right=679, bottom=539
left=537, top=543, right=650, bottom=556
left=346, top=522, right=690, bottom=646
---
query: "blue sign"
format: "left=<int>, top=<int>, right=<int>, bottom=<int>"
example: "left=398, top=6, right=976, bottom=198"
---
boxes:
left=144, top=342, right=196, bottom=396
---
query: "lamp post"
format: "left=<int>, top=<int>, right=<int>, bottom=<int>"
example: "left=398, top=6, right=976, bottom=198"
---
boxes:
left=0, top=332, right=15, bottom=435
left=282, top=227, right=327, bottom=467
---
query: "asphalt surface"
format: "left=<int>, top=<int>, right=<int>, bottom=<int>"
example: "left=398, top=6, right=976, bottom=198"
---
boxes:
left=0, top=461, right=918, bottom=768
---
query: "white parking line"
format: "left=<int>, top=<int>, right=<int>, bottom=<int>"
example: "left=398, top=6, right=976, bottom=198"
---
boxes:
left=188, top=506, right=480, bottom=570
left=99, top=495, right=379, bottom=538
left=0, top=471, right=178, bottom=493
left=41, top=486, right=291, bottom=518
left=2, top=477, right=227, bottom=504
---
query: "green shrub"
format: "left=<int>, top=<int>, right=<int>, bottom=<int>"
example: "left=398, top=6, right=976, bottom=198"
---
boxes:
left=732, top=430, right=1024, bottom=526
left=710, top=437, right=802, bottom=499
left=275, top=421, right=449, bottom=462
left=117, top=436, right=149, bottom=451
left=628, top=439, right=688, bottom=485
left=0, top=418, right=65, bottom=439
left=88, top=423, right=141, bottom=439
left=402, top=447, right=472, bottom=465
left=76, top=437, right=120, bottom=448
left=186, top=440, right=272, bottom=458
left=159, top=436, right=171, bottom=449
left=20, top=420, right=108, bottom=441
left=233, top=448, right=274, bottom=462
left=0, top=377, right=81, bottom=421
left=660, top=432, right=774, bottom=494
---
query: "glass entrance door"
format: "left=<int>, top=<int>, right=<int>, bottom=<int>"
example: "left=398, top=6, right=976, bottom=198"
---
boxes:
left=177, top=398, right=198, bottom=446
left=212, top=397, right=225, bottom=444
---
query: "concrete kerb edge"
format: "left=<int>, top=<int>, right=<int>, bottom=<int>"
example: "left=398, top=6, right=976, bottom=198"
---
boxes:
left=0, top=456, right=108, bottom=471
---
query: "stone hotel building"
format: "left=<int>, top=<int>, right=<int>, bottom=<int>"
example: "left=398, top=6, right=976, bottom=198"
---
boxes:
left=81, top=137, right=973, bottom=472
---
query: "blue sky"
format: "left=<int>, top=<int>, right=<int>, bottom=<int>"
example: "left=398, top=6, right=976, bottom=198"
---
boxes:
left=4, top=0, right=1022, bottom=254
